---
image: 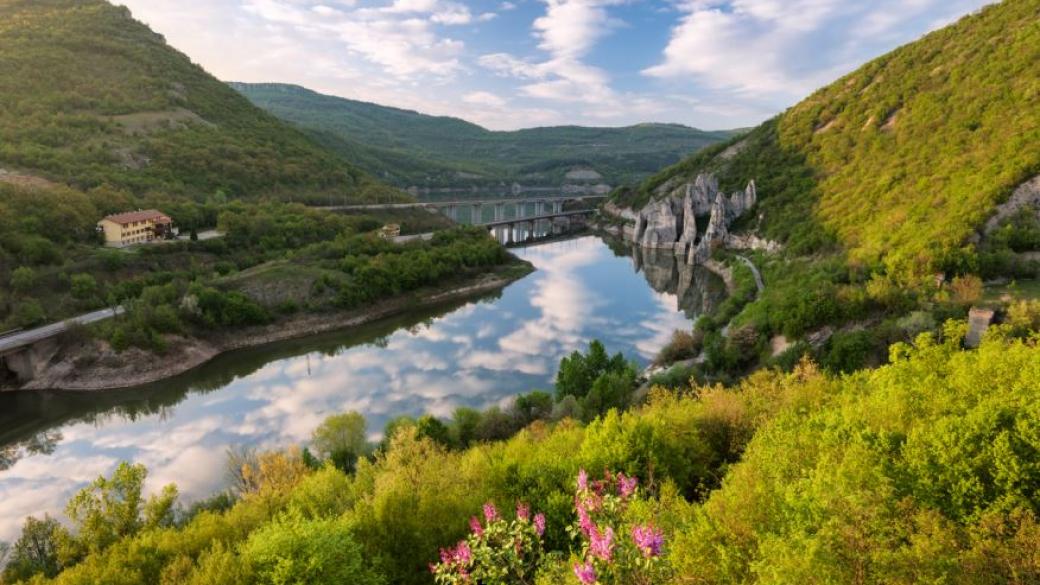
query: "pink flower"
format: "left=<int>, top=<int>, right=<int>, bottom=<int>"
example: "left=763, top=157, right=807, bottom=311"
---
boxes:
left=469, top=516, right=484, bottom=537
left=483, top=502, right=499, bottom=523
left=573, top=561, right=597, bottom=584
left=589, top=526, right=614, bottom=561
left=534, top=513, right=546, bottom=537
left=631, top=525, right=664, bottom=558
left=577, top=469, right=589, bottom=491
left=517, top=502, right=530, bottom=521
left=577, top=505, right=595, bottom=537
left=453, top=541, right=473, bottom=564
left=618, top=473, right=638, bottom=499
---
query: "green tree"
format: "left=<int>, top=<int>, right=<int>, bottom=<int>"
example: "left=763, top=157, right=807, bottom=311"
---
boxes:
left=556, top=340, right=627, bottom=400
left=64, top=462, right=173, bottom=557
left=311, top=412, right=369, bottom=471
left=449, top=407, right=481, bottom=448
left=10, top=266, right=36, bottom=293
left=2, top=515, right=65, bottom=582
left=415, top=415, right=451, bottom=447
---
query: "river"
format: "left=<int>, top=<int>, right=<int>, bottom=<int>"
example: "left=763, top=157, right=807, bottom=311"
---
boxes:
left=0, top=235, right=725, bottom=540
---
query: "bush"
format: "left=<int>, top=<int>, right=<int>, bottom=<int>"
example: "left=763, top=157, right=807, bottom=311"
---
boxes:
left=821, top=329, right=877, bottom=374
left=242, top=515, right=383, bottom=585
left=12, top=300, right=46, bottom=327
left=70, top=274, right=98, bottom=300
left=949, top=275, right=983, bottom=305
left=654, top=330, right=703, bottom=365
left=10, top=266, right=36, bottom=293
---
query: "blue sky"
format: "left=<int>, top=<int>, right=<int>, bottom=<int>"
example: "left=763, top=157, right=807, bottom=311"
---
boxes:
left=117, top=0, right=995, bottom=130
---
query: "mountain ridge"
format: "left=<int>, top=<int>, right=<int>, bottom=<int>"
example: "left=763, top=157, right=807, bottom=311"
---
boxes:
left=232, top=82, right=738, bottom=189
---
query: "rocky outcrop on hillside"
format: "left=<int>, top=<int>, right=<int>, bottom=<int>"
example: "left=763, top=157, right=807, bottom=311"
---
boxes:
left=983, top=174, right=1040, bottom=234
left=628, top=173, right=762, bottom=265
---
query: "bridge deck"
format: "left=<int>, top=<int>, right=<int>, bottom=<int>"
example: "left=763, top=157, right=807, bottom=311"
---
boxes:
left=322, top=194, right=606, bottom=211
left=479, top=209, right=593, bottom=229
left=0, top=307, right=124, bottom=356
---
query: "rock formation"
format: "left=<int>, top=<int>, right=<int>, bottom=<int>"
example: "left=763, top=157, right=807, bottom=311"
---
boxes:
left=629, top=173, right=760, bottom=265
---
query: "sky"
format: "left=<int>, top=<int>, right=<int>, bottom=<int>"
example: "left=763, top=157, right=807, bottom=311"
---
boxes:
left=116, top=0, right=995, bottom=131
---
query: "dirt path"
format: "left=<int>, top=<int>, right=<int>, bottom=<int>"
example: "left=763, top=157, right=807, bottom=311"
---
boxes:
left=736, top=255, right=765, bottom=293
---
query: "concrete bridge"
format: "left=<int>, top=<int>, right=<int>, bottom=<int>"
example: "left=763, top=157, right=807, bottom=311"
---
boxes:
left=321, top=194, right=606, bottom=224
left=0, top=307, right=123, bottom=385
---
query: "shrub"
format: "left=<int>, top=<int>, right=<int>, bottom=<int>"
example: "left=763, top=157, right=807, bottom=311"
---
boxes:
left=70, top=274, right=98, bottom=300
left=568, top=470, right=669, bottom=585
left=242, top=515, right=382, bottom=585
left=1006, top=299, right=1040, bottom=336
left=949, top=275, right=983, bottom=305
left=654, top=330, right=702, bottom=366
left=431, top=502, right=546, bottom=584
left=12, top=300, right=46, bottom=327
left=10, top=266, right=36, bottom=293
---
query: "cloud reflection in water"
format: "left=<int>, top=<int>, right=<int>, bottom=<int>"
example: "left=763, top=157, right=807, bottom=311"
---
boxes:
left=0, top=236, right=721, bottom=540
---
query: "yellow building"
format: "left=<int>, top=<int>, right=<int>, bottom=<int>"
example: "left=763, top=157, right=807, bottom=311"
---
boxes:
left=380, top=224, right=402, bottom=240
left=97, top=209, right=175, bottom=248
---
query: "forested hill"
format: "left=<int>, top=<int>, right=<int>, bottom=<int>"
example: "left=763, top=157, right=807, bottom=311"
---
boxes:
left=0, top=0, right=401, bottom=204
left=232, top=82, right=737, bottom=188
left=623, top=0, right=1040, bottom=276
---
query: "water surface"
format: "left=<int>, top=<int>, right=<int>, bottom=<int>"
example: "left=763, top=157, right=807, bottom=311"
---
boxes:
left=0, top=236, right=724, bottom=539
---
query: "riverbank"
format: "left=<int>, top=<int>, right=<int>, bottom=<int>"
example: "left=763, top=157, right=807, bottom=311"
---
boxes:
left=14, top=262, right=534, bottom=392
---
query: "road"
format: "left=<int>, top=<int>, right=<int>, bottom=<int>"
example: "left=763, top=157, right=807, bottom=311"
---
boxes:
left=0, top=307, right=124, bottom=355
left=736, top=255, right=765, bottom=293
left=393, top=232, right=435, bottom=244
left=320, top=194, right=607, bottom=211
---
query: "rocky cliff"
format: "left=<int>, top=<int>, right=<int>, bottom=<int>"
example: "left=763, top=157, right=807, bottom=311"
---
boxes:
left=628, top=174, right=759, bottom=264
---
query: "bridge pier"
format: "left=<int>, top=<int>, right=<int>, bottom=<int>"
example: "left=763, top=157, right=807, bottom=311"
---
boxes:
left=0, top=337, right=60, bottom=386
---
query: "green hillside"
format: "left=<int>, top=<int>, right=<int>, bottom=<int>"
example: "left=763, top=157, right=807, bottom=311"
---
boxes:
left=625, top=0, right=1040, bottom=277
left=0, top=0, right=402, bottom=204
left=232, top=82, right=737, bottom=188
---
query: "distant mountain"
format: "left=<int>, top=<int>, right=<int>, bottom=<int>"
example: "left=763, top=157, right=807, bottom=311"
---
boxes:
left=0, top=0, right=401, bottom=204
left=232, top=82, right=738, bottom=189
left=623, top=0, right=1040, bottom=275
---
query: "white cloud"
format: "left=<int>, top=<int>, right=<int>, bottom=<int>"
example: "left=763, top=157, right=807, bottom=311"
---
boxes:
left=463, top=90, right=508, bottom=107
left=645, top=0, right=995, bottom=105
left=478, top=0, right=626, bottom=111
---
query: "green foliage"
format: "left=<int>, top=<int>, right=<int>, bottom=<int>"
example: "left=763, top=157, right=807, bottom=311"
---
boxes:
left=671, top=330, right=1040, bottom=584
left=10, top=266, right=36, bottom=292
left=12, top=299, right=46, bottom=327
left=233, top=83, right=736, bottom=188
left=431, top=503, right=546, bottom=585
left=0, top=1, right=403, bottom=204
left=310, top=412, right=368, bottom=472
left=69, top=273, right=98, bottom=301
left=64, top=462, right=156, bottom=557
left=627, top=1, right=1040, bottom=278
left=26, top=329, right=1040, bottom=585
left=2, top=516, right=64, bottom=582
left=242, top=514, right=383, bottom=585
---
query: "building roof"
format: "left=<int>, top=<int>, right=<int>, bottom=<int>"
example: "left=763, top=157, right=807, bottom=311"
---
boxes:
left=101, top=209, right=171, bottom=226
